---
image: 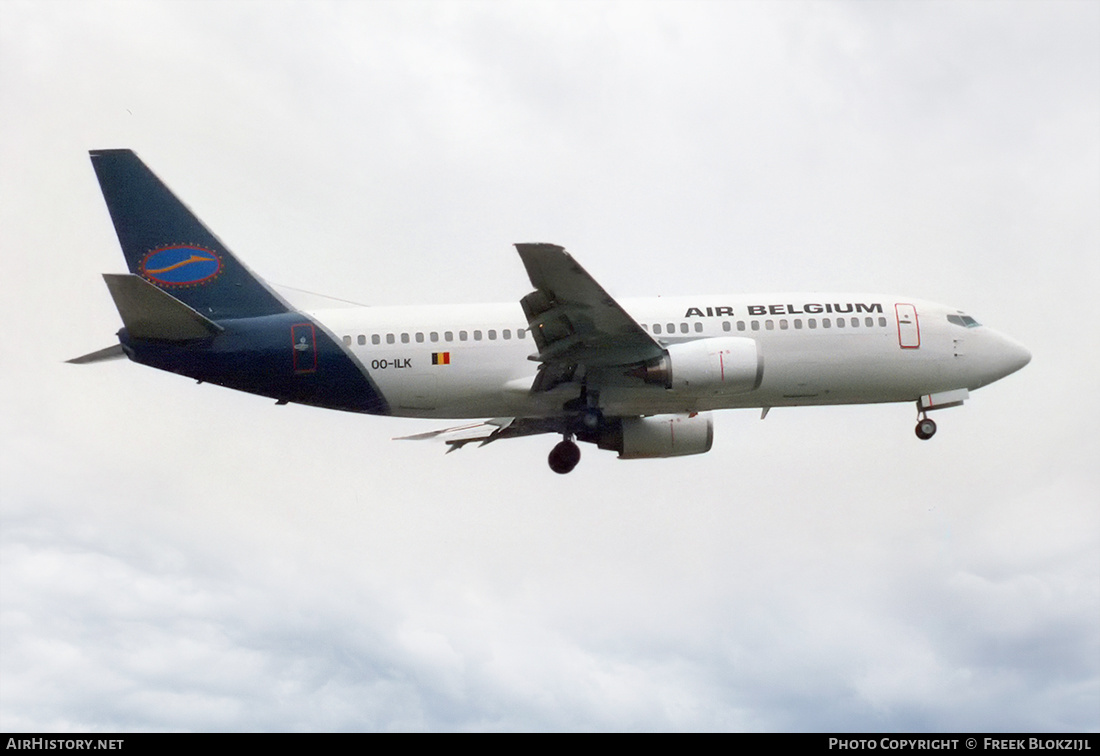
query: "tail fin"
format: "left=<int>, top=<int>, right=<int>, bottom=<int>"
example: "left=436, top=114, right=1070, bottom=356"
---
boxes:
left=89, top=149, right=290, bottom=320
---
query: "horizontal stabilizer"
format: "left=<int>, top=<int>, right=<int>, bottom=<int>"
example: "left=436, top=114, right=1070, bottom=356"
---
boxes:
left=103, top=273, right=223, bottom=340
left=66, top=344, right=126, bottom=364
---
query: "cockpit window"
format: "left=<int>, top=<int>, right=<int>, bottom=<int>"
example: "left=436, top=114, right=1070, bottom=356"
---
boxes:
left=947, top=313, right=982, bottom=328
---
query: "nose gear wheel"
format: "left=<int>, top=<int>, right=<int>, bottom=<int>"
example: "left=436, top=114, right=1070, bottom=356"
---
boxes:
left=915, top=417, right=937, bottom=440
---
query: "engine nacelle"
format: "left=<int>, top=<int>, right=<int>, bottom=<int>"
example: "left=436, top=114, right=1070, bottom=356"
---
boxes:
left=595, top=412, right=714, bottom=459
left=635, top=337, right=762, bottom=394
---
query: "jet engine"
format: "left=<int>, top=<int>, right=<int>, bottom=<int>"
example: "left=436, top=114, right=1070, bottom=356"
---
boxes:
left=633, top=337, right=762, bottom=394
left=593, top=412, right=714, bottom=459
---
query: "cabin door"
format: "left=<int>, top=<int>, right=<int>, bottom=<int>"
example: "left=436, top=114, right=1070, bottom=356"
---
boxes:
left=291, top=323, right=318, bottom=373
left=895, top=304, right=920, bottom=349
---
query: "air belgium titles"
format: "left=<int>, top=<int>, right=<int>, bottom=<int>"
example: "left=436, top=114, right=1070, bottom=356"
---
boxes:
left=684, top=303, right=885, bottom=318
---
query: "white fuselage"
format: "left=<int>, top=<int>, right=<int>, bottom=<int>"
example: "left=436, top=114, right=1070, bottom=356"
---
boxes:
left=311, top=294, right=1031, bottom=419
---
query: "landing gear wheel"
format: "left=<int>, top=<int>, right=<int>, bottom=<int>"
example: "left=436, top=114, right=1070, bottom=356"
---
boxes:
left=915, top=417, right=937, bottom=440
left=548, top=439, right=581, bottom=474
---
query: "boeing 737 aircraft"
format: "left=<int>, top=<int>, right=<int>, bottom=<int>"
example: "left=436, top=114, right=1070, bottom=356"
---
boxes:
left=71, top=149, right=1031, bottom=473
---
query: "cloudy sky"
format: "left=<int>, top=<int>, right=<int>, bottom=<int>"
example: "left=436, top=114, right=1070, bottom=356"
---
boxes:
left=1, top=0, right=1097, bottom=732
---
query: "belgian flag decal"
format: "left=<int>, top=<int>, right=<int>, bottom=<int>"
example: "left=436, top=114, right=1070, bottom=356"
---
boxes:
left=431, top=352, right=451, bottom=365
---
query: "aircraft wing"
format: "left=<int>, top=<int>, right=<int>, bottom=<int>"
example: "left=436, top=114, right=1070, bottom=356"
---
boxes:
left=394, top=416, right=564, bottom=452
left=516, top=243, right=664, bottom=391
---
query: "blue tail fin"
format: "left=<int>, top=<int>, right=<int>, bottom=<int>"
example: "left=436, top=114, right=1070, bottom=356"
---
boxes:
left=89, top=149, right=290, bottom=320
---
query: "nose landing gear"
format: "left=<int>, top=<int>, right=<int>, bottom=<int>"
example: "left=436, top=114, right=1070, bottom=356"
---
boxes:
left=548, top=437, right=581, bottom=474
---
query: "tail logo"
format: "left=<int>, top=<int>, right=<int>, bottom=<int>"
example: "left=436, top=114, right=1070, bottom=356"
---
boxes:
left=140, top=245, right=222, bottom=286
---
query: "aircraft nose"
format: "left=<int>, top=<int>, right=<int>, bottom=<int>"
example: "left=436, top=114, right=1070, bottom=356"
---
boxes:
left=993, top=333, right=1031, bottom=379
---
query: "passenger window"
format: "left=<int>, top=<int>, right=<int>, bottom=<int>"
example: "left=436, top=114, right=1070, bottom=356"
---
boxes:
left=666, top=323, right=675, bottom=334
left=694, top=322, right=703, bottom=333
left=722, top=321, right=731, bottom=332
left=372, top=334, right=381, bottom=345
left=851, top=317, right=859, bottom=328
left=680, top=323, right=689, bottom=334
left=794, top=319, right=802, bottom=329
left=430, top=332, right=439, bottom=343
left=765, top=320, right=774, bottom=330
left=503, top=329, right=511, bottom=340
left=488, top=330, right=497, bottom=340
left=779, top=319, right=788, bottom=330
left=878, top=317, right=887, bottom=327
left=823, top=318, right=831, bottom=328
left=445, top=331, right=454, bottom=342
left=808, top=318, right=816, bottom=329
left=386, top=333, right=396, bottom=344
left=473, top=330, right=482, bottom=341
left=653, top=324, right=662, bottom=334
left=836, top=318, right=844, bottom=328
left=343, top=335, right=351, bottom=345
left=737, top=321, right=746, bottom=332
left=401, top=333, right=410, bottom=343
left=460, top=331, right=468, bottom=341
left=415, top=332, right=424, bottom=343
left=751, top=321, right=760, bottom=331
left=517, top=328, right=526, bottom=339
left=865, top=317, right=873, bottom=328
left=641, top=324, right=648, bottom=332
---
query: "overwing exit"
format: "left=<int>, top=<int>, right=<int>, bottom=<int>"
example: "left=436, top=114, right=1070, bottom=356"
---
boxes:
left=71, top=150, right=1031, bottom=473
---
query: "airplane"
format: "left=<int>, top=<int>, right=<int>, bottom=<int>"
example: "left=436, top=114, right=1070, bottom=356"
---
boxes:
left=71, top=149, right=1031, bottom=474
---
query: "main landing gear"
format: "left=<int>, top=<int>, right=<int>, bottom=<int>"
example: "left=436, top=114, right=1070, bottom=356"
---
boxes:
left=548, top=386, right=600, bottom=473
left=548, top=437, right=581, bottom=474
left=915, top=414, right=937, bottom=440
